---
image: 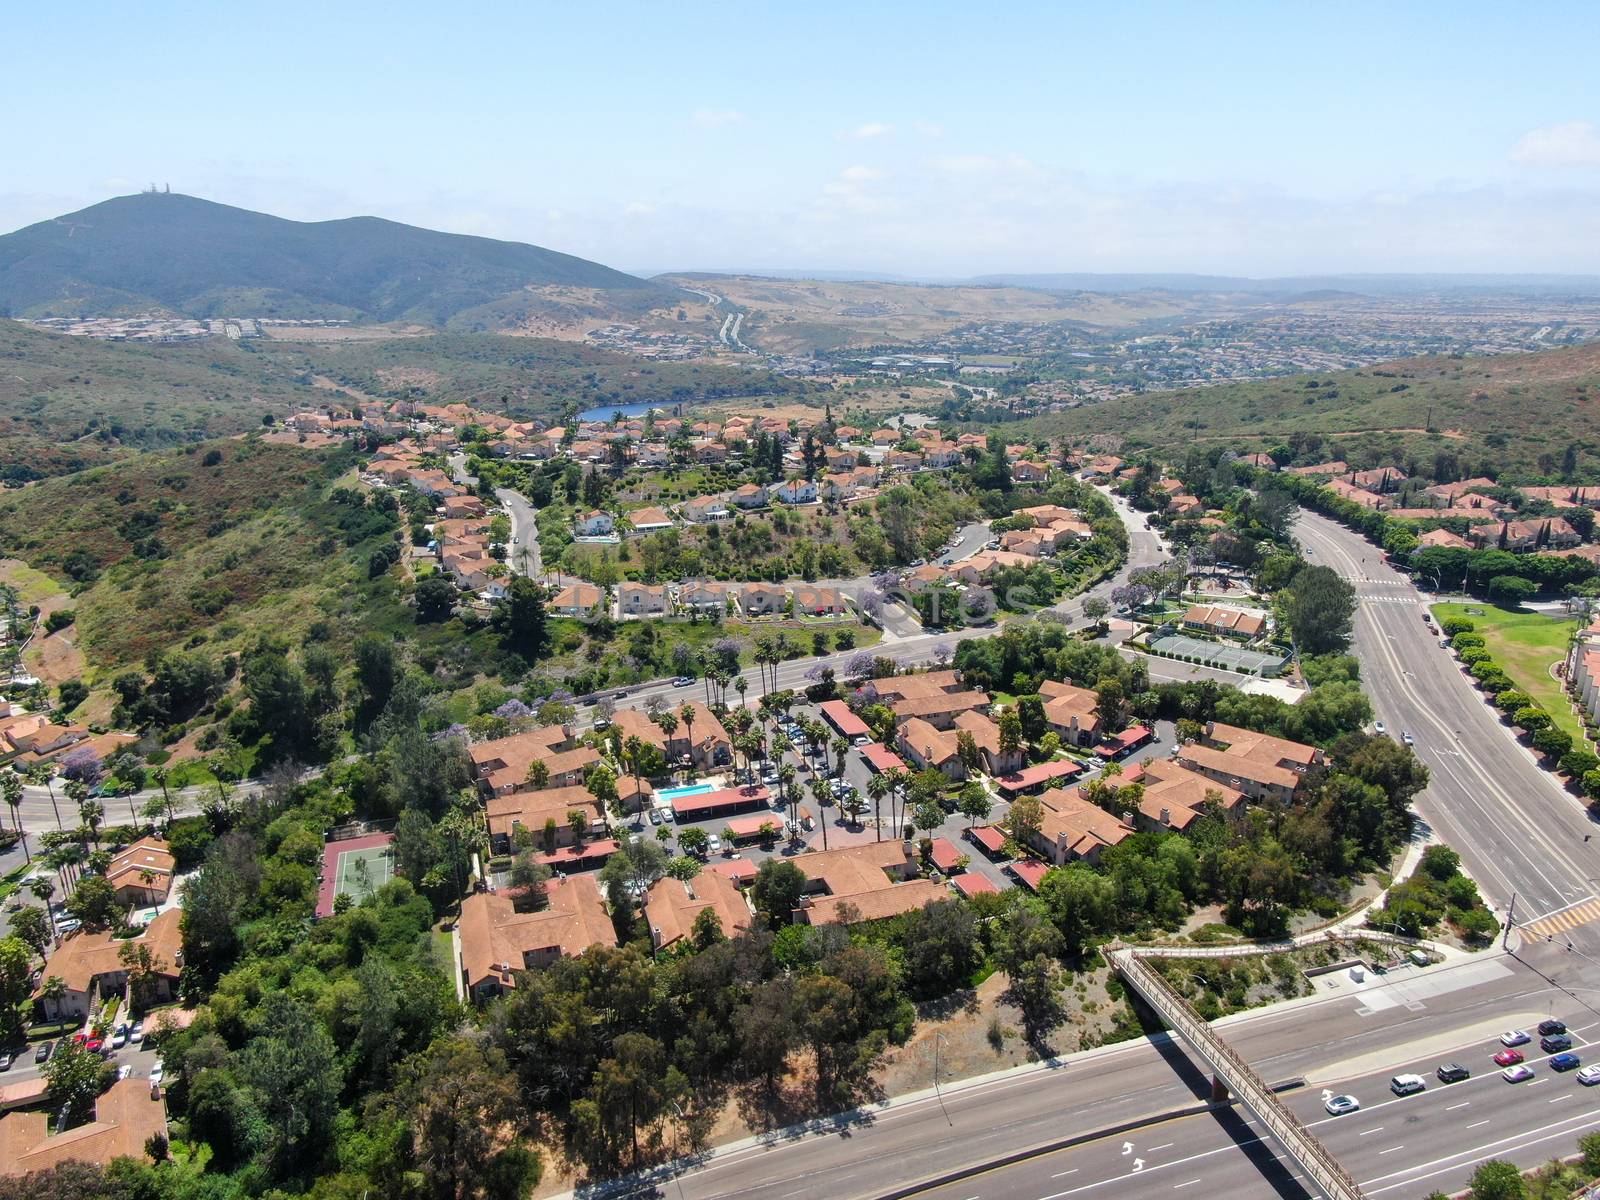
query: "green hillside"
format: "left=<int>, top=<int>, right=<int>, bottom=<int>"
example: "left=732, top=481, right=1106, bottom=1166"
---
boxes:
left=0, top=192, right=667, bottom=324
left=0, top=438, right=398, bottom=670
left=1021, top=341, right=1600, bottom=477
left=0, top=319, right=325, bottom=476
left=0, top=320, right=816, bottom=480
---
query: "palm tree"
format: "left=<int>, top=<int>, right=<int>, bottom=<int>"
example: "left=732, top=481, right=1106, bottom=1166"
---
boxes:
left=809, top=778, right=833, bottom=851
left=26, top=764, right=62, bottom=830
left=149, top=766, right=173, bottom=823
left=735, top=675, right=749, bottom=708
left=38, top=975, right=67, bottom=1017
left=831, top=736, right=850, bottom=780
left=887, top=768, right=910, bottom=838
left=28, top=878, right=55, bottom=939
left=678, top=704, right=697, bottom=768
left=1, top=775, right=24, bottom=855
left=867, top=772, right=893, bottom=843
left=76, top=798, right=103, bottom=850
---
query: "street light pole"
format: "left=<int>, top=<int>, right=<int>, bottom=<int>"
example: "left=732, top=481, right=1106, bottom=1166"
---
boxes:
left=1503, top=892, right=1518, bottom=950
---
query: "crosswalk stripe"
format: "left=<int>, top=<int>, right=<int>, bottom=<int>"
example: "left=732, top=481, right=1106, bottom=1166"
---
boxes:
left=1523, top=897, right=1600, bottom=940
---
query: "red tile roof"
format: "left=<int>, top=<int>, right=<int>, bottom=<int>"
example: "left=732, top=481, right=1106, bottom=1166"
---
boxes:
left=995, top=758, right=1085, bottom=794
left=951, top=872, right=999, bottom=897
left=968, top=825, right=1007, bottom=854
left=861, top=743, right=908, bottom=773
left=1009, top=859, right=1050, bottom=891
left=820, top=700, right=870, bottom=739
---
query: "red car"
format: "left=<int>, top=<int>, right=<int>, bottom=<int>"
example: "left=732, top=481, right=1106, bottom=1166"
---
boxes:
left=84, top=1037, right=104, bottom=1054
left=1493, top=1048, right=1525, bottom=1067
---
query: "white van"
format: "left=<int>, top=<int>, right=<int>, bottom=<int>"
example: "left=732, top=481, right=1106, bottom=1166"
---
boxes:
left=1390, top=1073, right=1426, bottom=1096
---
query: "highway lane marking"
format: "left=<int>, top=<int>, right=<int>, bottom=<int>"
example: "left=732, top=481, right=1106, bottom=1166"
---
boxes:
left=1032, top=1135, right=1271, bottom=1199
left=1359, top=1126, right=1384, bottom=1135
left=1445, top=1101, right=1470, bottom=1110
left=1172, top=1181, right=1202, bottom=1189
left=1300, top=515, right=1591, bottom=904
left=1147, top=1142, right=1173, bottom=1151
left=1378, top=1145, right=1404, bottom=1154
left=1550, top=1093, right=1573, bottom=1101
left=1361, top=1101, right=1600, bottom=1193
left=1050, top=1169, right=1079, bottom=1178
left=1467, top=1119, right=1490, bottom=1128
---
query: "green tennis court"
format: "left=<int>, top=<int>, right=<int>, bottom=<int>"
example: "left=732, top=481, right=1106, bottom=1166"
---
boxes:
left=335, top=845, right=394, bottom=900
left=318, top=832, right=397, bottom=916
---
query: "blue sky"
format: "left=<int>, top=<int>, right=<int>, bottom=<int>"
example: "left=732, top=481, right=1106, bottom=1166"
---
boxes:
left=7, top=1, right=1600, bottom=276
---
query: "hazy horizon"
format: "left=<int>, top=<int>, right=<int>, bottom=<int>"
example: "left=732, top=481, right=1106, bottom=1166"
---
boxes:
left=8, top=1, right=1600, bottom=277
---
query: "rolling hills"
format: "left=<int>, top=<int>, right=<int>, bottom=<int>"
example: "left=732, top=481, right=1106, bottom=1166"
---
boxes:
left=0, top=192, right=668, bottom=326
left=1020, top=341, right=1600, bottom=478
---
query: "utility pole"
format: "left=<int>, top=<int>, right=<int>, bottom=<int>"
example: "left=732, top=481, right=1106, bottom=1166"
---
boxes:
left=1503, top=892, right=1518, bottom=950
left=931, top=1031, right=953, bottom=1127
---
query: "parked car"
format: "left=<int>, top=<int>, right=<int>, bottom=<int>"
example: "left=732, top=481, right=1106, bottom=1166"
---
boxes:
left=1493, top=1049, right=1525, bottom=1067
left=1389, top=1073, right=1426, bottom=1096
left=1576, top=1065, right=1600, bottom=1086
left=1539, top=1019, right=1569, bottom=1037
left=706, top=834, right=723, bottom=856
left=149, top=1060, right=164, bottom=1086
left=1541, top=1033, right=1574, bottom=1053
left=1550, top=1052, right=1582, bottom=1072
left=128, top=1021, right=144, bottom=1045
left=1502, top=1064, right=1536, bottom=1083
left=1323, top=1094, right=1360, bottom=1116
left=1500, top=1029, right=1532, bottom=1047
left=648, top=807, right=665, bottom=826
left=1436, top=1062, right=1470, bottom=1084
left=1374, top=721, right=1387, bottom=735
left=1402, top=732, right=1415, bottom=746
left=0, top=1053, right=12, bottom=1072
left=116, top=1064, right=132, bottom=1081
left=33, top=1041, right=53, bottom=1065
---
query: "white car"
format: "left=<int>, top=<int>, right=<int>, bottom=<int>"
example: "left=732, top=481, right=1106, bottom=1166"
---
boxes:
left=1374, top=721, right=1386, bottom=735
left=1575, top=1065, right=1600, bottom=1086
left=117, top=1064, right=132, bottom=1081
left=149, top=1060, right=164, bottom=1086
left=128, top=1022, right=143, bottom=1045
left=706, top=833, right=723, bottom=856
left=1389, top=1073, right=1425, bottom=1096
left=1324, top=1094, right=1360, bottom=1116
left=1500, top=1029, right=1532, bottom=1047
left=1402, top=732, right=1415, bottom=746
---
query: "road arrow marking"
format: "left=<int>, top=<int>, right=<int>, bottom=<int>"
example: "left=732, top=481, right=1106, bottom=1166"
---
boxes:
left=1122, top=1141, right=1134, bottom=1155
left=1131, top=1158, right=1145, bottom=1172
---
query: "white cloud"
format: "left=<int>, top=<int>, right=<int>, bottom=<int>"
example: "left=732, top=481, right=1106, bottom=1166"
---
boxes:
left=1511, top=121, right=1600, bottom=168
left=841, top=122, right=893, bottom=140
left=912, top=121, right=945, bottom=139
left=691, top=108, right=746, bottom=128
left=928, top=153, right=1035, bottom=176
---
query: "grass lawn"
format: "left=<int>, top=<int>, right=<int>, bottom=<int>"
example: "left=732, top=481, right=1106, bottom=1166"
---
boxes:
left=1434, top=602, right=1583, bottom=743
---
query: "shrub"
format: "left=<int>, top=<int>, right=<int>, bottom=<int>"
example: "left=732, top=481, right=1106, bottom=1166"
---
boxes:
left=1440, top=617, right=1476, bottom=636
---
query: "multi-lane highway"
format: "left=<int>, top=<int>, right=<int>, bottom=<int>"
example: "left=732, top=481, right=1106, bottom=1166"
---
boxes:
left=607, top=947, right=1600, bottom=1200
left=1294, top=510, right=1600, bottom=938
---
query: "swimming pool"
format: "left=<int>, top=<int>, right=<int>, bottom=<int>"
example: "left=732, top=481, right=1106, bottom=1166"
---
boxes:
left=657, top=782, right=715, bottom=801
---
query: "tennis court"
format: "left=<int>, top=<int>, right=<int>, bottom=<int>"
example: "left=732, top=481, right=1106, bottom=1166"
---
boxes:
left=316, top=832, right=396, bottom=918
left=1148, top=634, right=1290, bottom=676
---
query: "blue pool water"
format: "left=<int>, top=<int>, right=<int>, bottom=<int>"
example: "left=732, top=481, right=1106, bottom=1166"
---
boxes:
left=658, top=782, right=715, bottom=801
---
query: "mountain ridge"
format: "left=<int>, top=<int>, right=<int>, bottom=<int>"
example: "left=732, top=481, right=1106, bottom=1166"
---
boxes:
left=0, top=192, right=667, bottom=326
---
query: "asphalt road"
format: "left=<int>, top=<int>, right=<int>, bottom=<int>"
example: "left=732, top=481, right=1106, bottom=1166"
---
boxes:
left=606, top=947, right=1600, bottom=1200
left=1293, top=511, right=1600, bottom=935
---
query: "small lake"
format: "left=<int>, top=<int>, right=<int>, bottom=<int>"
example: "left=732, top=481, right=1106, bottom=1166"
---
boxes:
left=576, top=401, right=672, bottom=422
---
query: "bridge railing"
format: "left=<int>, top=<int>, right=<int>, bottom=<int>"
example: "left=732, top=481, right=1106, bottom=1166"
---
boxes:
left=1109, top=946, right=1368, bottom=1200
